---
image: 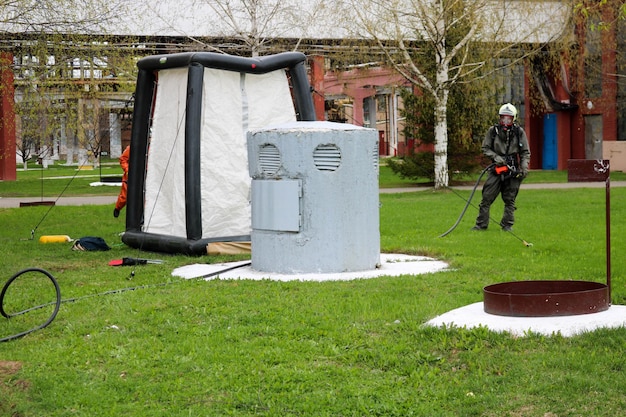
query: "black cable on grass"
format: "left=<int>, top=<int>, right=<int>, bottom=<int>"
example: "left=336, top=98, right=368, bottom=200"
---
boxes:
left=383, top=159, right=532, bottom=246
left=445, top=186, right=533, bottom=247
left=0, top=262, right=251, bottom=343
left=439, top=164, right=493, bottom=238
left=0, top=268, right=61, bottom=343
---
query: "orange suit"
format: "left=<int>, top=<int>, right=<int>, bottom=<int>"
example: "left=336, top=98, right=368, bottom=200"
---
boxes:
left=114, top=146, right=130, bottom=216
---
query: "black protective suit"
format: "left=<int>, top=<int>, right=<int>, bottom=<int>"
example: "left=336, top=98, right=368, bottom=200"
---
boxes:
left=474, top=124, right=531, bottom=230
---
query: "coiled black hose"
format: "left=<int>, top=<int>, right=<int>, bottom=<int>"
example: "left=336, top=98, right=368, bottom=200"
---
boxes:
left=0, top=262, right=252, bottom=343
left=0, top=268, right=62, bottom=343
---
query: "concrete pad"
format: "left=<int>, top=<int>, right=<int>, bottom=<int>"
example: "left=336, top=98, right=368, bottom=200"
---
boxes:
left=426, top=302, right=626, bottom=337
left=172, top=254, right=626, bottom=337
left=90, top=181, right=123, bottom=187
left=172, top=253, right=449, bottom=282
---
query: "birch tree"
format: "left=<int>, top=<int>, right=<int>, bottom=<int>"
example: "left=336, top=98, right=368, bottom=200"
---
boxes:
left=341, top=0, right=571, bottom=188
left=198, top=0, right=299, bottom=56
left=0, top=0, right=128, bottom=33
left=147, top=0, right=333, bottom=56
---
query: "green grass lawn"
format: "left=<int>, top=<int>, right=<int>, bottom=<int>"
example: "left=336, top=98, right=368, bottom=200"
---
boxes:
left=3, top=160, right=626, bottom=198
left=377, top=160, right=626, bottom=188
left=0, top=161, right=124, bottom=198
left=1, top=163, right=626, bottom=416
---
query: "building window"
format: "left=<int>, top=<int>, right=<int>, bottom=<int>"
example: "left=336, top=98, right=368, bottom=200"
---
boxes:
left=495, top=59, right=525, bottom=125
left=584, top=17, right=603, bottom=98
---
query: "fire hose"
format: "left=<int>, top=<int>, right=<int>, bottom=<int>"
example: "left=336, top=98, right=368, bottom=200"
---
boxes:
left=439, top=164, right=533, bottom=247
left=438, top=164, right=494, bottom=238
left=1, top=262, right=252, bottom=343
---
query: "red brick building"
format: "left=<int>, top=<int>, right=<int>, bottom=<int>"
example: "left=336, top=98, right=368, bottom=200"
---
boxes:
left=0, top=4, right=623, bottom=177
left=525, top=9, right=625, bottom=170
left=311, top=9, right=625, bottom=168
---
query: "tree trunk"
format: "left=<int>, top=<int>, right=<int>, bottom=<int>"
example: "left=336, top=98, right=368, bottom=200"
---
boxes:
left=433, top=15, right=450, bottom=190
left=433, top=0, right=450, bottom=189
left=433, top=99, right=449, bottom=189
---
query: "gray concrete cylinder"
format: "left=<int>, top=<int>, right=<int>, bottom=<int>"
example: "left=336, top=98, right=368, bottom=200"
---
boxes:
left=247, top=121, right=380, bottom=274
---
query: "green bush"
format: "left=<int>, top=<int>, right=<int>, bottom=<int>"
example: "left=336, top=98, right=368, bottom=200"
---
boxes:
left=386, top=152, right=435, bottom=182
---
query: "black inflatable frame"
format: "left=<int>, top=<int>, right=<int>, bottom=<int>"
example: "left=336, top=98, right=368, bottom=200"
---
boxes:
left=122, top=52, right=316, bottom=255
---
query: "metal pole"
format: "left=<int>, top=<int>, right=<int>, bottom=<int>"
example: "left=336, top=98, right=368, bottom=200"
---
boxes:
left=606, top=176, right=611, bottom=303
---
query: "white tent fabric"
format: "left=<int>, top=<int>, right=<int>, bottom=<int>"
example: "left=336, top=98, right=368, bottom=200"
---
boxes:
left=144, top=67, right=297, bottom=239
left=144, top=68, right=188, bottom=237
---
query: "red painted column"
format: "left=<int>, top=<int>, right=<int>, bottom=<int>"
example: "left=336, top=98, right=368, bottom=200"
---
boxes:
left=600, top=18, right=618, bottom=142
left=554, top=60, right=573, bottom=170
left=524, top=65, right=542, bottom=170
left=309, top=55, right=326, bottom=121
left=0, top=52, right=16, bottom=180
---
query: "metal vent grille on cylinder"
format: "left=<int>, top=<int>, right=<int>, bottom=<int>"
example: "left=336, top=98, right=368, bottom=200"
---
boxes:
left=313, top=145, right=341, bottom=171
left=372, top=143, right=379, bottom=171
left=259, top=144, right=281, bottom=175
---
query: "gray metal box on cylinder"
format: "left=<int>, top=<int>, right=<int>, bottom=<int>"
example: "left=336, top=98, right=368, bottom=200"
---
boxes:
left=247, top=121, right=380, bottom=274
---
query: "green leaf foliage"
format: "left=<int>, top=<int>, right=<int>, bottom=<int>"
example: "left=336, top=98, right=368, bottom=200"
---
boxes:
left=390, top=80, right=495, bottom=181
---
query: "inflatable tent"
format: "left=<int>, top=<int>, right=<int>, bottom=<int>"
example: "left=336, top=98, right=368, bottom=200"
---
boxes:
left=122, top=52, right=316, bottom=255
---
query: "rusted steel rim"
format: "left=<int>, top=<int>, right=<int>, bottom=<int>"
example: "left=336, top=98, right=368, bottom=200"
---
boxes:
left=483, top=280, right=609, bottom=317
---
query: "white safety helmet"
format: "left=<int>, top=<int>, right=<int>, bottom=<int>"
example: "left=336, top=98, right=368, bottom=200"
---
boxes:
left=498, top=103, right=517, bottom=129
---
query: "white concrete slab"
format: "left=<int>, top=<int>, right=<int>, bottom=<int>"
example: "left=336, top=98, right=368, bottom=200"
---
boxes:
left=171, top=253, right=449, bottom=282
left=426, top=302, right=626, bottom=337
left=172, top=254, right=625, bottom=337
left=90, top=181, right=123, bottom=187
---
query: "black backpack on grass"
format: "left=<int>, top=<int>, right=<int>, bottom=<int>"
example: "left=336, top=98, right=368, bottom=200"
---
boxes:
left=71, top=236, right=110, bottom=251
